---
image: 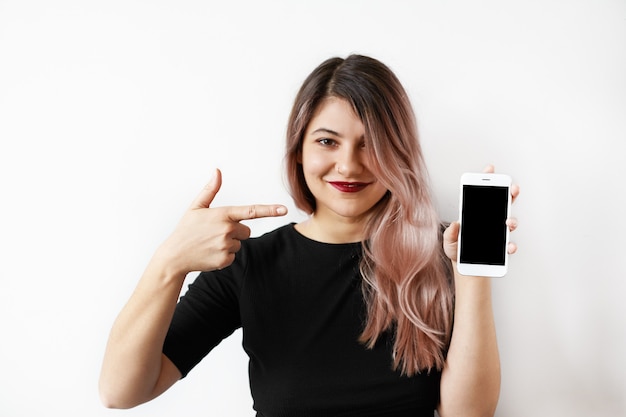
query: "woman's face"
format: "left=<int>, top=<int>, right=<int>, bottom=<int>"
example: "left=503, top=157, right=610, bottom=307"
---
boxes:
left=300, top=97, right=388, bottom=225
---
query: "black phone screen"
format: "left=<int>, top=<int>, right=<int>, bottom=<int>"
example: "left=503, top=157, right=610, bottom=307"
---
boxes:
left=460, top=185, right=509, bottom=265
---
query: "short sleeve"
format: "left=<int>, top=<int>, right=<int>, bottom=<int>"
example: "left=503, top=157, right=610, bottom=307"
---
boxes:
left=162, top=252, right=245, bottom=377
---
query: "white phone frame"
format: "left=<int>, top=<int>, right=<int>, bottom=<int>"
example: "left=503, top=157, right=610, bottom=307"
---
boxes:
left=457, top=172, right=512, bottom=277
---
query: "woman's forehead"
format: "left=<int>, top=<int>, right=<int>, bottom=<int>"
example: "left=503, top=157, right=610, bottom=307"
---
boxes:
left=306, top=97, right=364, bottom=137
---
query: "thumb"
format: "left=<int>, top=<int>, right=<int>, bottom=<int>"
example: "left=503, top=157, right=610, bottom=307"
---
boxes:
left=443, top=221, right=460, bottom=244
left=442, top=221, right=460, bottom=261
left=190, top=169, right=222, bottom=209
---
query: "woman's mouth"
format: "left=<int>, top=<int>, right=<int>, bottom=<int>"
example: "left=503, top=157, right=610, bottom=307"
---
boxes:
left=328, top=181, right=371, bottom=193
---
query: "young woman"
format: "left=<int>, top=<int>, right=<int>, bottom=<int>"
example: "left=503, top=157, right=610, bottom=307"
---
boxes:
left=99, top=54, right=518, bottom=417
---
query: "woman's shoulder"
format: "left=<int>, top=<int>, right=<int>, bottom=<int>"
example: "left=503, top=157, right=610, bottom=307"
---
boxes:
left=241, top=223, right=299, bottom=258
left=249, top=222, right=297, bottom=245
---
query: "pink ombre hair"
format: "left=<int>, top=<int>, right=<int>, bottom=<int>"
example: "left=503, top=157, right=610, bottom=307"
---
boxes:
left=285, top=55, right=454, bottom=375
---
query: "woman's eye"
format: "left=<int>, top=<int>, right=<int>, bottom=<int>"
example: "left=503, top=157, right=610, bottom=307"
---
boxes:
left=318, top=138, right=336, bottom=146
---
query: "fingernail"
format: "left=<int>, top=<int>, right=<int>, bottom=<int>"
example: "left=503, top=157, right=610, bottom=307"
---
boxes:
left=276, top=206, right=287, bottom=215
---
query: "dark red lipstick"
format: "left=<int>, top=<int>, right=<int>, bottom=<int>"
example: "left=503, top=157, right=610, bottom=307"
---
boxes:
left=329, top=181, right=370, bottom=193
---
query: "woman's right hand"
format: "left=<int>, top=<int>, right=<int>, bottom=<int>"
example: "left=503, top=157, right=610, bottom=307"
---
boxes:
left=156, top=168, right=288, bottom=275
left=100, top=168, right=288, bottom=409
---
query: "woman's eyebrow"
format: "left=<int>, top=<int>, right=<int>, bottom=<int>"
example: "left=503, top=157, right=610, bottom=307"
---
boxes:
left=310, top=127, right=342, bottom=137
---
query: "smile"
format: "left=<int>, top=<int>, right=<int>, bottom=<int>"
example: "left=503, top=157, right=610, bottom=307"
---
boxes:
left=328, top=181, right=371, bottom=193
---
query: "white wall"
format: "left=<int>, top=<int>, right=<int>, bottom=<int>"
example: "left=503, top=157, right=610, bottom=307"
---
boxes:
left=1, top=0, right=624, bottom=415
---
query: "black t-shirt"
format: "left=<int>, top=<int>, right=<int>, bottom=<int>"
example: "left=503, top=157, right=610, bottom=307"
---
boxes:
left=163, top=224, right=440, bottom=416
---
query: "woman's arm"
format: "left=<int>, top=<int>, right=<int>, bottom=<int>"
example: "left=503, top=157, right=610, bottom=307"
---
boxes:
left=437, top=258, right=501, bottom=417
left=438, top=167, right=519, bottom=417
left=98, top=169, right=287, bottom=408
left=98, top=254, right=187, bottom=408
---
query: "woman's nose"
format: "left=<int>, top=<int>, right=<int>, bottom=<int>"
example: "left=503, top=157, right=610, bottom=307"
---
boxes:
left=335, top=148, right=364, bottom=176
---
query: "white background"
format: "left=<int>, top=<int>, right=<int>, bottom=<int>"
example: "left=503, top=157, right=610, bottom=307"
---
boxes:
left=1, top=1, right=625, bottom=416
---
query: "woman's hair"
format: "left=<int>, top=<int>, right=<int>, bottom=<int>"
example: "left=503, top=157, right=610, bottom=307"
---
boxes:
left=285, top=54, right=455, bottom=375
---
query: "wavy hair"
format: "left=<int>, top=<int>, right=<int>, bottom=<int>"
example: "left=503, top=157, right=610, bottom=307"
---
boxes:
left=285, top=55, right=454, bottom=375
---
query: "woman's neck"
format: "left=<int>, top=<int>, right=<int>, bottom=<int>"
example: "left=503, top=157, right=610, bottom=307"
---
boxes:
left=295, top=213, right=367, bottom=244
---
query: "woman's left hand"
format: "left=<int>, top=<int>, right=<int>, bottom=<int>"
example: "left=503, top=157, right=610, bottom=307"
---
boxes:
left=443, top=165, right=520, bottom=262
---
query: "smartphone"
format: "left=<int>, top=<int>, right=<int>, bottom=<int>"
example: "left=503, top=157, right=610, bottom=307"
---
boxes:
left=457, top=172, right=512, bottom=277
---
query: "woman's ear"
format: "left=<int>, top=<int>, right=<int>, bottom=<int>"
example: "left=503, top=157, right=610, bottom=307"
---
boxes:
left=296, top=148, right=302, bottom=164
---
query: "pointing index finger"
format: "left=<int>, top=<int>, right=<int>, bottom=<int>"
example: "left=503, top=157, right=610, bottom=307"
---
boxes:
left=228, top=204, right=288, bottom=222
